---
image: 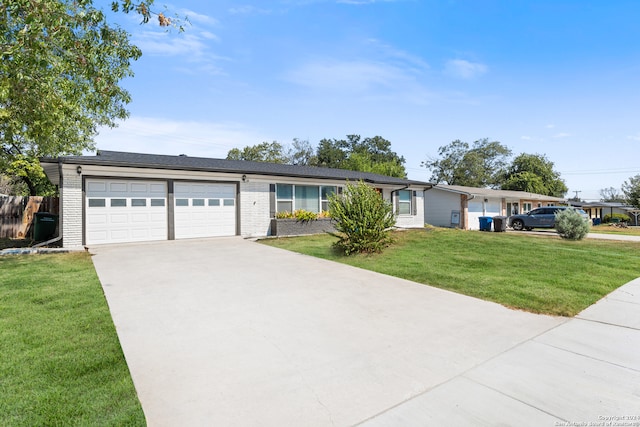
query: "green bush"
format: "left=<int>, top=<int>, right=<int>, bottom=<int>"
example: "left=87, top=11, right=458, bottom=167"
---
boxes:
left=555, top=209, right=590, bottom=240
left=603, top=213, right=631, bottom=223
left=328, top=181, right=396, bottom=255
left=274, top=209, right=331, bottom=221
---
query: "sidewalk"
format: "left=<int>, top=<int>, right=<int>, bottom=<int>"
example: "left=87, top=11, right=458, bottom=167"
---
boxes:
left=360, top=277, right=640, bottom=426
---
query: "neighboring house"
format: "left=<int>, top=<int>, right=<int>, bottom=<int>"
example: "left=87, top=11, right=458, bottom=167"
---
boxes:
left=40, top=150, right=429, bottom=248
left=424, top=184, right=565, bottom=230
left=570, top=201, right=640, bottom=225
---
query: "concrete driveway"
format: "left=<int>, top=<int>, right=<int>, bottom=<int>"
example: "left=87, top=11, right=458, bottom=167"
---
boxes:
left=90, top=238, right=640, bottom=426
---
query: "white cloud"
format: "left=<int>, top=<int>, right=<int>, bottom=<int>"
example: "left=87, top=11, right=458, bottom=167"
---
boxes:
left=133, top=31, right=211, bottom=57
left=520, top=136, right=532, bottom=140
left=627, top=133, right=640, bottom=141
left=94, top=117, right=268, bottom=158
left=180, top=9, right=219, bottom=25
left=444, top=59, right=488, bottom=79
left=545, top=124, right=555, bottom=129
left=365, top=38, right=430, bottom=72
left=286, top=60, right=401, bottom=91
left=553, top=132, right=571, bottom=138
left=131, top=7, right=221, bottom=60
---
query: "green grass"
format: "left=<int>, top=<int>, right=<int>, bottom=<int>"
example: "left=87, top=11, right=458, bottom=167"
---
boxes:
left=0, top=253, right=145, bottom=426
left=591, top=224, right=640, bottom=236
left=260, top=228, right=640, bottom=316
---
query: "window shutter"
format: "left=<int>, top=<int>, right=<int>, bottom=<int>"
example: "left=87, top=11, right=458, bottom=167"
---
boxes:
left=412, top=191, right=417, bottom=216
left=394, top=191, right=399, bottom=213
left=337, top=187, right=343, bottom=194
left=269, top=184, right=276, bottom=218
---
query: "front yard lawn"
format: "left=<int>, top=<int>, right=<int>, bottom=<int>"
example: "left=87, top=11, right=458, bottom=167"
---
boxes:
left=260, top=228, right=639, bottom=316
left=591, top=224, right=640, bottom=236
left=0, top=253, right=145, bottom=426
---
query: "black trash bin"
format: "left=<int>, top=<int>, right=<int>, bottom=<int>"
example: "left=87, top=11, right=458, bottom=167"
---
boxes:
left=479, top=216, right=493, bottom=231
left=493, top=216, right=507, bottom=232
left=33, top=212, right=58, bottom=241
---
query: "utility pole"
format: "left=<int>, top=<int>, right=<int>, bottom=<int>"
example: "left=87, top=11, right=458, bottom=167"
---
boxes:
left=573, top=190, right=582, bottom=200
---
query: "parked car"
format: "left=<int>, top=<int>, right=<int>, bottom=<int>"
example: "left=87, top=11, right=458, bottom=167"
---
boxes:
left=508, top=206, right=589, bottom=231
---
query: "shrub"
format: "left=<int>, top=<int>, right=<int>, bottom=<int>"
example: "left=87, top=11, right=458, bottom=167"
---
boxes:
left=275, top=209, right=328, bottom=221
left=603, top=213, right=631, bottom=224
left=328, top=181, right=396, bottom=255
left=555, top=209, right=590, bottom=240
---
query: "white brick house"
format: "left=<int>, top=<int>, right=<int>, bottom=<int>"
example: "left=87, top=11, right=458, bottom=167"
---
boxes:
left=41, top=151, right=429, bottom=248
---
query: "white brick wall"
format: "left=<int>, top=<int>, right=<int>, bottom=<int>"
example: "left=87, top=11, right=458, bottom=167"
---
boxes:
left=239, top=181, right=271, bottom=237
left=61, top=168, right=83, bottom=248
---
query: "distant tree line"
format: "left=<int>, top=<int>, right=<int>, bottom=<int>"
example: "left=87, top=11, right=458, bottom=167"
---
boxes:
left=226, top=135, right=407, bottom=178
left=421, top=138, right=568, bottom=198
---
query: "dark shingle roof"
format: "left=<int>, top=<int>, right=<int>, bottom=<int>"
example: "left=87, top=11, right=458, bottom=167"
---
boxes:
left=46, top=150, right=429, bottom=186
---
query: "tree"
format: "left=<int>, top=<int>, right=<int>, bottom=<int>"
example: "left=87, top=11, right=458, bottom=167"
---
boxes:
left=313, top=137, right=350, bottom=169
left=600, top=187, right=625, bottom=203
left=286, top=138, right=315, bottom=166
left=622, top=175, right=640, bottom=208
left=500, top=154, right=568, bottom=197
left=1, top=1, right=177, bottom=195
left=226, top=141, right=289, bottom=163
left=422, top=138, right=511, bottom=187
left=328, top=180, right=396, bottom=255
left=313, top=135, right=406, bottom=178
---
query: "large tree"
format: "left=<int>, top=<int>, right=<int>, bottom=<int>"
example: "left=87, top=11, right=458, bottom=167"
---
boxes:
left=314, top=134, right=406, bottom=178
left=421, top=138, right=512, bottom=187
left=600, top=187, right=625, bottom=203
left=226, top=141, right=289, bottom=163
left=500, top=153, right=567, bottom=197
left=1, top=0, right=173, bottom=195
left=622, top=174, right=640, bottom=208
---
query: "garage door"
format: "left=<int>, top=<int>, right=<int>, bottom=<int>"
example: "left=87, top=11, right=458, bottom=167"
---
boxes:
left=468, top=200, right=501, bottom=230
left=86, top=179, right=168, bottom=245
left=174, top=182, right=236, bottom=239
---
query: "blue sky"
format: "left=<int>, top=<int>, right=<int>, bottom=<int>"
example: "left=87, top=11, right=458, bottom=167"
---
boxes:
left=95, top=0, right=640, bottom=201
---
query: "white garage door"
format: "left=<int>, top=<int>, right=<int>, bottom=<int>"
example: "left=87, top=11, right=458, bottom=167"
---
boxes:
left=174, top=182, right=236, bottom=239
left=468, top=199, right=502, bottom=230
left=85, top=179, right=168, bottom=245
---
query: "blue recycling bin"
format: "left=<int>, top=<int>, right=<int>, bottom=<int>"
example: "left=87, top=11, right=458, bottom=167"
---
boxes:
left=592, top=218, right=601, bottom=226
left=479, top=216, right=493, bottom=231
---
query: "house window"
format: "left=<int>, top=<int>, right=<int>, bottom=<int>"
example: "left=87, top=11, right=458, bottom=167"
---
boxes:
left=276, top=184, right=293, bottom=212
left=295, top=185, right=320, bottom=212
left=523, top=202, right=532, bottom=212
left=397, top=190, right=411, bottom=215
left=276, top=184, right=340, bottom=213
left=321, top=186, right=337, bottom=211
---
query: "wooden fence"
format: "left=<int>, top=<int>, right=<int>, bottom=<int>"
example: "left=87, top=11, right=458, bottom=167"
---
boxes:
left=0, top=196, right=59, bottom=239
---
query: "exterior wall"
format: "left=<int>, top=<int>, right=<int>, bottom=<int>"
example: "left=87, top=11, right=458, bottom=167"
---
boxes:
left=239, top=180, right=271, bottom=237
left=393, top=190, right=424, bottom=228
left=60, top=165, right=83, bottom=248
left=424, top=188, right=463, bottom=228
